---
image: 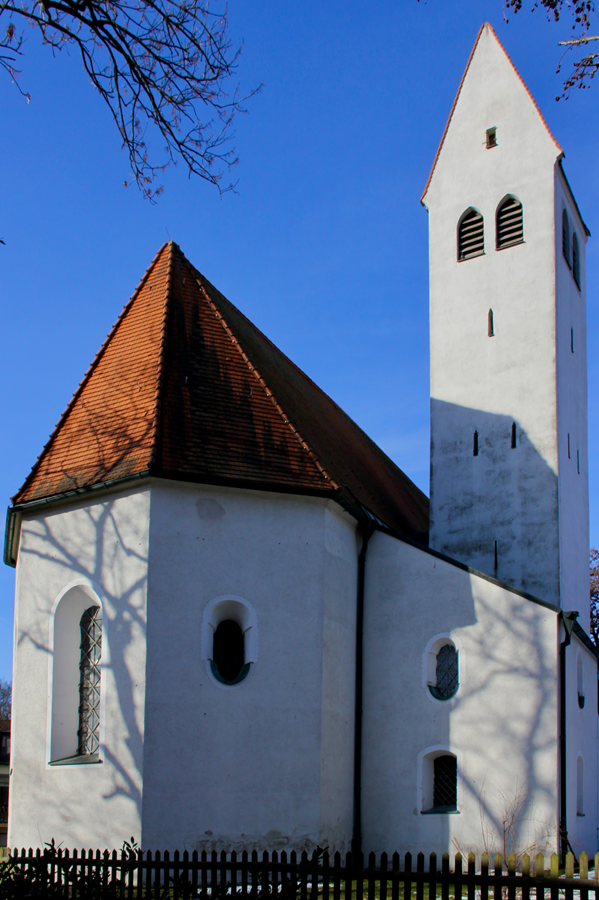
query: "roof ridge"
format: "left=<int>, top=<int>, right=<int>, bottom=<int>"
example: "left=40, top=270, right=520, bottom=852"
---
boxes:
left=148, top=241, right=175, bottom=470
left=421, top=22, right=562, bottom=204
left=177, top=250, right=338, bottom=490
left=11, top=243, right=170, bottom=504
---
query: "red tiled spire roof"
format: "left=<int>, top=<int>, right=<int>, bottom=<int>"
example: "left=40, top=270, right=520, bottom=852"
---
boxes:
left=13, top=242, right=429, bottom=539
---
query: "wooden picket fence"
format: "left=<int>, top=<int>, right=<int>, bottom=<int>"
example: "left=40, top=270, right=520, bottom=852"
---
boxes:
left=1, top=847, right=599, bottom=900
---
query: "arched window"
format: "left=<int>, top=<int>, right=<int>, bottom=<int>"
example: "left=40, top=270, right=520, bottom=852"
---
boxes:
left=433, top=755, right=457, bottom=810
left=458, top=209, right=484, bottom=260
left=562, top=210, right=571, bottom=267
left=78, top=606, right=102, bottom=756
left=488, top=309, right=494, bottom=337
left=212, top=620, right=248, bottom=684
left=50, top=584, right=103, bottom=764
left=429, top=644, right=459, bottom=700
left=202, top=595, right=257, bottom=687
left=496, top=196, right=523, bottom=249
left=572, top=232, right=580, bottom=289
left=420, top=749, right=458, bottom=814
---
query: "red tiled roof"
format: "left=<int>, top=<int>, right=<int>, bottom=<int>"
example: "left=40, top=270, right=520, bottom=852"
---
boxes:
left=421, top=22, right=562, bottom=203
left=13, top=242, right=429, bottom=539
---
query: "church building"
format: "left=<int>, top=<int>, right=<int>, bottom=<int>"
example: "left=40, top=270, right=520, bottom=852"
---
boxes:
left=4, top=23, right=598, bottom=858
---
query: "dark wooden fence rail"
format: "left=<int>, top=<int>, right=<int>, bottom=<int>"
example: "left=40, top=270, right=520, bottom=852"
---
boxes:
left=2, top=847, right=599, bottom=900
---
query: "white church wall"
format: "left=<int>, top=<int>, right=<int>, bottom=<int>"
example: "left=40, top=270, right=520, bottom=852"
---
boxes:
left=425, top=24, right=566, bottom=605
left=8, top=486, right=151, bottom=850
left=362, top=532, right=560, bottom=857
left=565, top=634, right=598, bottom=854
left=141, top=482, right=357, bottom=853
left=554, top=169, right=590, bottom=628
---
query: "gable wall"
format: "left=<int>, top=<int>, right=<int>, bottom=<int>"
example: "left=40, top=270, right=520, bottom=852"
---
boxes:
left=8, top=487, right=151, bottom=850
left=362, top=533, right=561, bottom=856
left=141, top=483, right=358, bottom=853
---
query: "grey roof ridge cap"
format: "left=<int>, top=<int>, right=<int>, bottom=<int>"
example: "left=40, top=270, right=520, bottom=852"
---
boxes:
left=372, top=523, right=561, bottom=614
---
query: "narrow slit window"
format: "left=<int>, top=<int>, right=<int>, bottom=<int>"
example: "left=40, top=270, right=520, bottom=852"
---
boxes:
left=577, top=653, right=585, bottom=709
left=563, top=210, right=571, bottom=268
left=473, top=431, right=479, bottom=456
left=494, top=540, right=498, bottom=573
left=78, top=606, right=102, bottom=757
left=571, top=328, right=574, bottom=353
left=486, top=127, right=497, bottom=148
left=433, top=755, right=457, bottom=810
left=511, top=423, right=517, bottom=449
left=577, top=757, right=584, bottom=816
left=488, top=309, right=494, bottom=337
left=572, top=233, right=581, bottom=289
left=496, top=197, right=523, bottom=249
left=568, top=433, right=571, bottom=459
left=458, top=209, right=484, bottom=261
left=577, top=450, right=580, bottom=474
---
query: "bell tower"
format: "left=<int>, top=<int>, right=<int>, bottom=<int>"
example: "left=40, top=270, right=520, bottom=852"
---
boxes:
left=422, top=23, right=589, bottom=618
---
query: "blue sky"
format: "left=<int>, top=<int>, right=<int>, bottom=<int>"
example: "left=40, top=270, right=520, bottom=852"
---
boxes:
left=1, top=0, right=598, bottom=682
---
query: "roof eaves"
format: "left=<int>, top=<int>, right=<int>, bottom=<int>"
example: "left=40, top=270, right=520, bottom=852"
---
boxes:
left=183, top=255, right=339, bottom=492
left=11, top=243, right=169, bottom=505
left=572, top=620, right=599, bottom=660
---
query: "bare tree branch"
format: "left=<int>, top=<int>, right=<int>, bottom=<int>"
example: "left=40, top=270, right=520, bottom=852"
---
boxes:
left=503, top=0, right=599, bottom=98
left=0, top=0, right=259, bottom=199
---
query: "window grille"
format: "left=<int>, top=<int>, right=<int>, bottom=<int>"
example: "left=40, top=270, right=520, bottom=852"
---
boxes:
left=429, top=644, right=458, bottom=700
left=496, top=197, right=523, bottom=249
left=212, top=619, right=248, bottom=684
left=433, top=755, right=457, bottom=809
left=458, top=210, right=484, bottom=260
left=78, top=606, right=102, bottom=756
left=486, top=127, right=497, bottom=148
left=563, top=210, right=571, bottom=267
left=572, top=233, right=580, bottom=288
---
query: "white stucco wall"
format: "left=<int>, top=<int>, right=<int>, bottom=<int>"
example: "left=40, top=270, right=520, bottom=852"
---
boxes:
left=140, top=482, right=358, bottom=853
left=554, top=169, right=590, bottom=627
left=424, top=24, right=587, bottom=608
left=8, top=486, right=151, bottom=850
left=362, top=533, right=561, bottom=857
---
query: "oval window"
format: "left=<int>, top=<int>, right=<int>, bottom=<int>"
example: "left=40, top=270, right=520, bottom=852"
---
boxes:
left=211, top=619, right=250, bottom=685
left=429, top=643, right=458, bottom=700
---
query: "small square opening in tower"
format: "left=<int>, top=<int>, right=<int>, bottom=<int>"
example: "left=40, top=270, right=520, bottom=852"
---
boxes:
left=486, top=127, right=497, bottom=148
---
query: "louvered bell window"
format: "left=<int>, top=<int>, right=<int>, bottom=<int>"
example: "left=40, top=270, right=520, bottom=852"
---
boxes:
left=433, top=755, right=457, bottom=810
left=429, top=643, right=459, bottom=700
left=496, top=197, right=523, bottom=249
left=78, top=606, right=102, bottom=757
left=458, top=209, right=484, bottom=261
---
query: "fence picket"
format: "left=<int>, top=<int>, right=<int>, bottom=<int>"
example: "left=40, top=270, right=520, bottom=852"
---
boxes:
left=440, top=851, right=449, bottom=900
left=404, top=852, right=412, bottom=900
left=467, top=852, right=475, bottom=900
left=480, top=852, right=489, bottom=900
left=7, top=843, right=597, bottom=900
left=579, top=852, right=589, bottom=900
left=428, top=852, right=437, bottom=900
